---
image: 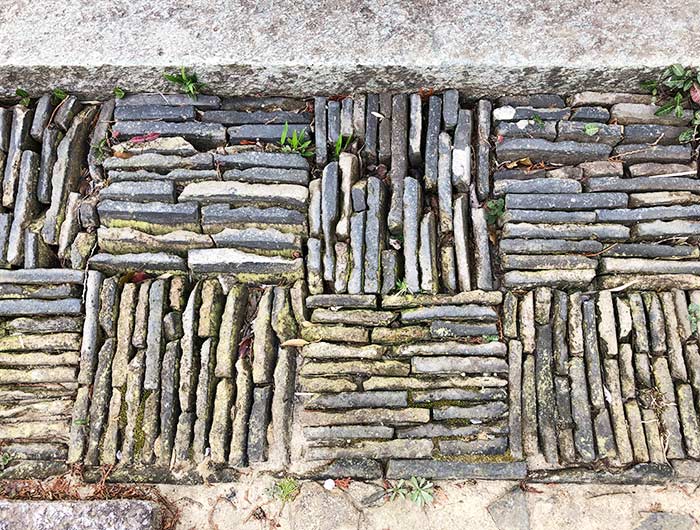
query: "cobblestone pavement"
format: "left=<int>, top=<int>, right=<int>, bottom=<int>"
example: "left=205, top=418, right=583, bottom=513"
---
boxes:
left=0, top=89, right=699, bottom=487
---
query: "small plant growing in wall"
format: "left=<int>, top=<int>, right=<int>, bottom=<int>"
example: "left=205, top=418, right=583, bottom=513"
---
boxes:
left=279, top=122, right=314, bottom=157
left=333, top=134, right=353, bottom=159
left=385, top=476, right=435, bottom=507
left=484, top=198, right=505, bottom=225
left=164, top=67, right=205, bottom=99
left=643, top=64, right=700, bottom=143
left=268, top=477, right=300, bottom=503
left=15, top=88, right=31, bottom=107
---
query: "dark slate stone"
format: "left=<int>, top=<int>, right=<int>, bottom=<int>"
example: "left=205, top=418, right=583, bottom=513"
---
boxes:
left=556, top=121, right=622, bottom=145
left=499, top=238, right=603, bottom=255
left=601, top=243, right=698, bottom=258
left=363, top=177, right=386, bottom=294
left=442, top=89, right=459, bottom=131
left=424, top=95, right=442, bottom=190
left=223, top=167, right=309, bottom=185
left=387, top=94, right=408, bottom=235
left=201, top=204, right=306, bottom=234
left=430, top=320, right=498, bottom=338
left=587, top=176, right=700, bottom=193
left=314, top=96, right=328, bottom=165
left=494, top=177, right=581, bottom=196
left=214, top=151, right=309, bottom=170
left=247, top=385, right=272, bottom=463
left=502, top=222, right=629, bottom=241
left=408, top=93, right=423, bottom=168
left=496, top=138, right=611, bottom=165
left=112, top=121, right=226, bottom=150
left=386, top=460, right=527, bottom=480
left=30, top=94, right=55, bottom=141
left=116, top=93, right=221, bottom=108
left=502, top=210, right=596, bottom=224
left=378, top=93, right=392, bottom=166
left=612, top=144, right=692, bottom=164
left=476, top=99, right=492, bottom=200
left=97, top=200, right=199, bottom=225
left=0, top=108, right=12, bottom=152
left=327, top=100, right=341, bottom=143
left=37, top=127, right=62, bottom=204
left=114, top=104, right=196, bottom=122
left=228, top=124, right=309, bottom=145
left=495, top=121, right=557, bottom=140
left=100, top=180, right=176, bottom=203
left=220, top=96, right=303, bottom=111
left=314, top=458, right=383, bottom=480
left=596, top=205, right=700, bottom=224
left=620, top=124, right=688, bottom=145
left=507, top=192, right=628, bottom=210
left=363, top=94, right=379, bottom=165
left=570, top=106, right=610, bottom=122
left=351, top=179, right=367, bottom=212
left=201, top=110, right=311, bottom=125
left=493, top=168, right=546, bottom=181
left=495, top=106, right=571, bottom=121
left=53, top=95, right=83, bottom=131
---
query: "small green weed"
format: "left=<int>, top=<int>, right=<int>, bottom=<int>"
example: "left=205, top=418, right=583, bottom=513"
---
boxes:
left=52, top=88, right=68, bottom=103
left=0, top=452, right=12, bottom=470
left=394, top=278, right=412, bottom=296
left=164, top=67, right=205, bottom=99
left=583, top=123, right=600, bottom=136
left=15, top=88, right=30, bottom=107
left=385, top=476, right=434, bottom=507
left=643, top=64, right=700, bottom=142
left=531, top=113, right=544, bottom=127
left=485, top=198, right=505, bottom=225
left=483, top=334, right=499, bottom=343
left=280, top=122, right=314, bottom=157
left=95, top=138, right=111, bottom=163
left=269, top=477, right=300, bottom=503
left=689, top=303, right=700, bottom=333
left=113, top=86, right=126, bottom=99
left=333, top=134, right=353, bottom=159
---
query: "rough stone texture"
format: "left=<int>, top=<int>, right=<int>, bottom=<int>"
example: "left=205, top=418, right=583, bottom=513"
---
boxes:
left=0, top=500, right=161, bottom=530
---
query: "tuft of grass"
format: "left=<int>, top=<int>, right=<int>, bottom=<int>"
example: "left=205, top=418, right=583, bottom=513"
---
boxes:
left=15, top=88, right=30, bottom=107
left=0, top=452, right=11, bottom=470
left=164, top=67, right=205, bottom=100
left=483, top=334, right=499, bottom=343
left=113, top=86, right=126, bottom=99
left=269, top=477, right=300, bottom=503
left=583, top=123, right=600, bottom=136
left=531, top=113, right=544, bottom=127
left=333, top=134, right=353, bottom=159
left=394, top=278, right=412, bottom=296
left=279, top=122, right=314, bottom=157
left=485, top=198, right=505, bottom=225
left=52, top=88, right=68, bottom=103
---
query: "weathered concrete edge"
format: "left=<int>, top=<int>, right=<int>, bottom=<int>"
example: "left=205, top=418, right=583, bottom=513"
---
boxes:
left=0, top=63, right=669, bottom=100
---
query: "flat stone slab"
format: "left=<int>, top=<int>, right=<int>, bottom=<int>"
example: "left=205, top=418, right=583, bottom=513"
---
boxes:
left=0, top=500, right=161, bottom=530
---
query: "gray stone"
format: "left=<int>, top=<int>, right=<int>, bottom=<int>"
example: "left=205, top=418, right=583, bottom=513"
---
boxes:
left=471, top=204, right=493, bottom=290
left=143, top=279, right=166, bottom=390
left=192, top=338, right=216, bottom=462
left=321, top=162, right=340, bottom=281
left=633, top=512, right=695, bottom=530
left=247, top=385, right=272, bottom=463
left=569, top=356, right=596, bottom=462
left=90, top=252, right=186, bottom=274
left=351, top=179, right=367, bottom=212
left=363, top=94, right=379, bottom=165
left=307, top=237, right=323, bottom=294
left=336, top=153, right=359, bottom=241
left=494, top=177, right=581, bottom=196
left=306, top=293, right=377, bottom=308
left=437, top=132, right=453, bottom=234
left=352, top=95, right=366, bottom=140
left=114, top=103, right=196, bottom=121
left=401, top=304, right=497, bottom=323
left=424, top=95, right=442, bottom=190
left=570, top=105, right=610, bottom=122
left=588, top=176, right=700, bottom=193
left=187, top=248, right=303, bottom=279
left=603, top=358, right=634, bottom=464
left=380, top=249, right=399, bottom=295
left=439, top=437, right=508, bottom=456
left=378, top=93, right=392, bottom=166
left=633, top=220, right=700, bottom=240
left=488, top=487, right=530, bottom=530
left=535, top=324, right=559, bottom=463
left=0, top=499, right=162, bottom=530
left=495, top=120, right=557, bottom=140
left=412, top=356, right=508, bottom=374
left=612, top=144, right=692, bottom=164
left=223, top=166, right=309, bottom=186
left=100, top=180, right=176, bottom=203
left=503, top=210, right=596, bottom=224
left=630, top=191, right=700, bottom=207
left=306, top=390, right=407, bottom=410
left=408, top=93, right=423, bottom=167
left=104, top=152, right=213, bottom=172
left=77, top=270, right=102, bottom=386
left=629, top=162, right=696, bottom=177
left=228, top=357, right=253, bottom=467
left=622, top=124, right=689, bottom=145
left=475, top=99, right=492, bottom=200
left=306, top=439, right=432, bottom=460
left=364, top=177, right=386, bottom=293
left=252, top=287, right=277, bottom=384
left=412, top=387, right=507, bottom=402
left=57, top=192, right=81, bottom=260
left=97, top=199, right=199, bottom=233
left=501, top=254, right=596, bottom=271
left=402, top=176, right=422, bottom=293
left=214, top=150, right=309, bottom=170
left=37, top=127, right=62, bottom=204
left=494, top=106, right=570, bottom=121
left=452, top=195, right=472, bottom=291
left=507, top=192, right=627, bottom=210
left=179, top=180, right=308, bottom=210
left=386, top=460, right=526, bottom=480
left=387, top=94, right=408, bottom=235
left=310, top=308, right=396, bottom=327
left=395, top=340, right=506, bottom=357
left=212, top=227, right=300, bottom=257
left=628, top=293, right=650, bottom=354
left=496, top=138, right=611, bottom=165
left=419, top=211, right=439, bottom=293
left=676, top=384, right=700, bottom=458
left=611, top=103, right=693, bottom=126
left=113, top=120, right=225, bottom=149
left=314, top=96, right=328, bottom=165
left=348, top=213, right=365, bottom=294
left=304, top=425, right=394, bottom=441
left=430, top=320, right=498, bottom=338
left=7, top=151, right=40, bottom=265
left=652, top=358, right=685, bottom=459
left=327, top=99, right=341, bottom=143
left=229, top=123, right=309, bottom=144
left=340, top=97, right=354, bottom=136
left=201, top=204, right=307, bottom=235
left=499, top=238, right=602, bottom=255
left=502, top=222, right=629, bottom=241
left=557, top=121, right=622, bottom=145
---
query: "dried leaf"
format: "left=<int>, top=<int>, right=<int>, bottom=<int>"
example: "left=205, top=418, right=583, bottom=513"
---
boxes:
left=334, top=478, right=352, bottom=490
left=691, top=84, right=700, bottom=104
left=130, top=132, right=161, bottom=144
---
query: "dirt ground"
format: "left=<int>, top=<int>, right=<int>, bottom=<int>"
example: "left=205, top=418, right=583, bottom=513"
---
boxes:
left=157, top=473, right=700, bottom=530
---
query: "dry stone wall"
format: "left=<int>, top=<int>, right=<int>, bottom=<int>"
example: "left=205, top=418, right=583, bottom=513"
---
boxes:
left=0, top=88, right=699, bottom=483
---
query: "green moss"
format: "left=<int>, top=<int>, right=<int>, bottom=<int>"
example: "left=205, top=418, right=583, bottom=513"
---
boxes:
left=133, top=390, right=151, bottom=456
left=433, top=450, right=516, bottom=464
left=105, top=219, right=201, bottom=236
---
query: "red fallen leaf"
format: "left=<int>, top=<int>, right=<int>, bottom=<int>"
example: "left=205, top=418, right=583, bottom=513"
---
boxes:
left=691, top=83, right=700, bottom=105
left=497, top=134, right=504, bottom=144
left=111, top=130, right=120, bottom=138
left=131, top=272, right=151, bottom=284
left=334, top=477, right=352, bottom=490
left=130, top=132, right=160, bottom=144
left=113, top=151, right=133, bottom=159
left=239, top=140, right=258, bottom=145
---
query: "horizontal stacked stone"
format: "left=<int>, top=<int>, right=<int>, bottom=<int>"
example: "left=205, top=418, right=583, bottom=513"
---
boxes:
left=66, top=273, right=299, bottom=481
left=93, top=94, right=310, bottom=282
left=296, top=290, right=525, bottom=479
left=492, top=92, right=698, bottom=290
left=0, top=269, right=84, bottom=479
left=0, top=95, right=100, bottom=271
left=311, top=92, right=494, bottom=296
left=505, top=287, right=700, bottom=472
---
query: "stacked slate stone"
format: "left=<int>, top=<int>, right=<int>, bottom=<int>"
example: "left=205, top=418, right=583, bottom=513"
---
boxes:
left=93, top=94, right=310, bottom=281
left=504, top=287, right=700, bottom=473
left=67, top=272, right=299, bottom=481
left=296, top=289, right=526, bottom=480
left=0, top=95, right=99, bottom=270
left=493, top=92, right=698, bottom=290
left=311, top=91, right=494, bottom=296
left=0, top=269, right=84, bottom=479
